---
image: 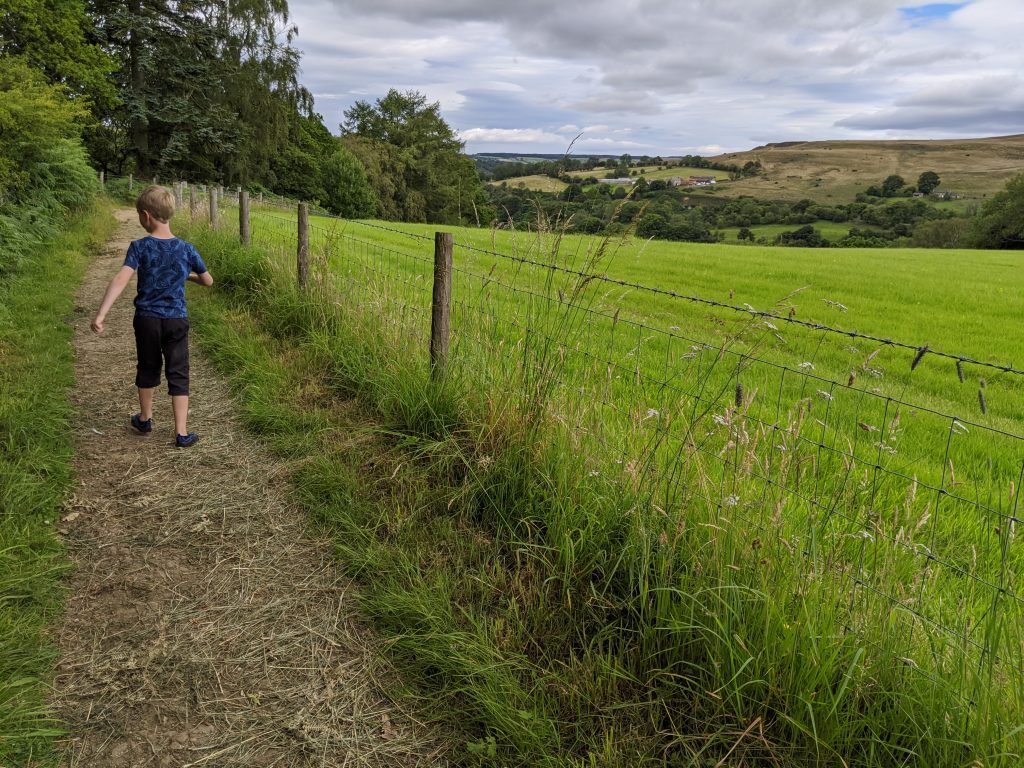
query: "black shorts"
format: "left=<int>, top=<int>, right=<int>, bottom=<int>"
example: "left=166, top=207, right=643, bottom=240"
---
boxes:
left=133, top=315, right=190, bottom=395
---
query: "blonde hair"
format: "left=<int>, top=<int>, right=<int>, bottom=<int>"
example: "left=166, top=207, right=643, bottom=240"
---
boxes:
left=135, top=185, right=175, bottom=223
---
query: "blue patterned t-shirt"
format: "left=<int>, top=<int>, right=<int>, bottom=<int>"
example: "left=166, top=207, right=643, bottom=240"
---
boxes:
left=123, top=236, right=207, bottom=319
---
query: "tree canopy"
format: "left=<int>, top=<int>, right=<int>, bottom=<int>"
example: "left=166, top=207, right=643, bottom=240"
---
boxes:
left=86, top=0, right=312, bottom=181
left=917, top=170, right=940, bottom=194
left=970, top=173, right=1024, bottom=249
left=341, top=89, right=492, bottom=225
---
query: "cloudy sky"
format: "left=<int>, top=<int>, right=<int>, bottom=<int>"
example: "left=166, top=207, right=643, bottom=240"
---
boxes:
left=287, top=0, right=1024, bottom=155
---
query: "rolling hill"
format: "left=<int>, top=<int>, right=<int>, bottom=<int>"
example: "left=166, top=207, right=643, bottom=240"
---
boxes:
left=707, top=134, right=1024, bottom=203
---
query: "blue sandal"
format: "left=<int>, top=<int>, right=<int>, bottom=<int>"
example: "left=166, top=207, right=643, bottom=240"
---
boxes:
left=131, top=413, right=153, bottom=434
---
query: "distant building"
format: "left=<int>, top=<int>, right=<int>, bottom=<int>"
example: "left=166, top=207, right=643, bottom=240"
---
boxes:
left=669, top=177, right=685, bottom=186
left=688, top=175, right=717, bottom=186
left=598, top=177, right=635, bottom=185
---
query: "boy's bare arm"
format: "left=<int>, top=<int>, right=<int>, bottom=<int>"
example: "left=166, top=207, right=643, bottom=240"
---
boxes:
left=91, top=266, right=135, bottom=333
left=187, top=271, right=214, bottom=287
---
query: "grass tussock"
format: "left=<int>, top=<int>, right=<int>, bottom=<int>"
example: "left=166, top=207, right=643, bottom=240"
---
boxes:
left=179, top=207, right=1023, bottom=767
left=0, top=198, right=116, bottom=766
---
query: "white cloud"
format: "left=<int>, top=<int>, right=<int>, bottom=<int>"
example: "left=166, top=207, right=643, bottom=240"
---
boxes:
left=458, top=128, right=565, bottom=144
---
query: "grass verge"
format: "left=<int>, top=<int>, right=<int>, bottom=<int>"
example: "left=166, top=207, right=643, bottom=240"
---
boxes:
left=0, top=198, right=116, bottom=765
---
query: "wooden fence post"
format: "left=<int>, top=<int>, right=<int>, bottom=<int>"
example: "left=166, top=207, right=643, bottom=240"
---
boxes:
left=128, top=173, right=133, bottom=193
left=239, top=190, right=250, bottom=245
left=297, top=202, right=309, bottom=289
left=99, top=169, right=105, bottom=185
left=173, top=182, right=183, bottom=210
left=209, top=186, right=218, bottom=228
left=430, top=231, right=453, bottom=378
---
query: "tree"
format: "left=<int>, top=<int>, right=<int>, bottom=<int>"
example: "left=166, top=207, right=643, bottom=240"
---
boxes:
left=908, top=218, right=970, bottom=248
left=970, top=174, right=1024, bottom=249
left=882, top=174, right=905, bottom=197
left=917, top=171, right=941, bottom=195
left=342, top=89, right=461, bottom=153
left=0, top=0, right=115, bottom=108
left=319, top=146, right=375, bottom=217
left=341, top=89, right=490, bottom=225
left=776, top=225, right=830, bottom=247
left=270, top=112, right=336, bottom=201
left=88, top=0, right=311, bottom=180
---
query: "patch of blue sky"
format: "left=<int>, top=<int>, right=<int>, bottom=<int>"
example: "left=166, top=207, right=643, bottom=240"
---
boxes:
left=899, top=3, right=970, bottom=26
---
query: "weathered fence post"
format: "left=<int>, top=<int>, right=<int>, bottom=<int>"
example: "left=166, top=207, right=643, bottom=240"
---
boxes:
left=173, top=182, right=183, bottom=210
left=239, top=190, right=250, bottom=245
left=297, top=202, right=309, bottom=289
left=188, top=187, right=197, bottom=219
left=209, top=186, right=219, bottom=228
left=99, top=169, right=105, bottom=185
left=430, top=231, right=453, bottom=378
left=128, top=173, right=133, bottom=193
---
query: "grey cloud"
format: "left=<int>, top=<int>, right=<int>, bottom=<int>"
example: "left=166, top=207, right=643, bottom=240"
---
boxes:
left=292, top=0, right=1022, bottom=153
left=568, top=91, right=663, bottom=115
left=878, top=48, right=977, bottom=67
left=836, top=102, right=1024, bottom=132
left=897, top=76, right=1021, bottom=107
left=323, top=0, right=912, bottom=89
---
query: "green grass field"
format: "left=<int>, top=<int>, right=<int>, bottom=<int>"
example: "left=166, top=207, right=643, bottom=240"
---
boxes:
left=183, top=200, right=1024, bottom=765
left=716, top=219, right=857, bottom=242
left=268, top=210, right=1021, bottom=419
left=489, top=174, right=568, bottom=193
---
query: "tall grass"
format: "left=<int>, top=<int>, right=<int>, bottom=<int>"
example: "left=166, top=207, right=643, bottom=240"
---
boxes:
left=178, top=201, right=1022, bottom=766
left=0, top=198, right=115, bottom=766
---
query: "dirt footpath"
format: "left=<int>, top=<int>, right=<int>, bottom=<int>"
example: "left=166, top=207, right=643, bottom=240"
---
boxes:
left=53, top=209, right=447, bottom=767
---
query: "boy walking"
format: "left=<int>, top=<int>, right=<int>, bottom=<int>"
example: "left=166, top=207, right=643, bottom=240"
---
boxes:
left=92, top=185, right=213, bottom=447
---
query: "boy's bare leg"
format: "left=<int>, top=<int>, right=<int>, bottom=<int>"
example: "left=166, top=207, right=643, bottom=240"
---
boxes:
left=171, top=395, right=189, bottom=436
left=138, top=387, right=155, bottom=421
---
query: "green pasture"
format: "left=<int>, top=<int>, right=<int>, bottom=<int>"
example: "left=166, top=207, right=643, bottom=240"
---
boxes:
left=716, top=220, right=856, bottom=242
left=192, top=202, right=1024, bottom=763
left=284, top=211, right=1021, bottom=416
left=244, top=203, right=1024, bottom=561
left=489, top=174, right=568, bottom=193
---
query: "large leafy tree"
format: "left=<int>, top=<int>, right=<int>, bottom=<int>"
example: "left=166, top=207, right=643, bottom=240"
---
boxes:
left=917, top=170, right=940, bottom=195
left=88, top=0, right=312, bottom=181
left=320, top=146, right=375, bottom=218
left=0, top=0, right=115, bottom=106
left=270, top=112, right=336, bottom=201
left=341, top=89, right=492, bottom=225
left=970, top=174, right=1024, bottom=249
